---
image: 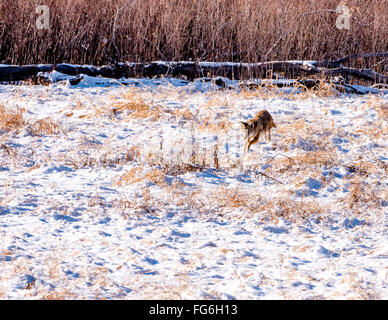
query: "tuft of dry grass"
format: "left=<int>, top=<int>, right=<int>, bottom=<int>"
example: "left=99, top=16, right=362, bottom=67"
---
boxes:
left=144, top=168, right=167, bottom=185
left=344, top=178, right=386, bottom=212
left=0, top=104, right=25, bottom=133
left=296, top=79, right=338, bottom=99
left=378, top=103, right=388, bottom=121
left=212, top=185, right=261, bottom=210
left=114, top=167, right=167, bottom=186
left=125, top=146, right=141, bottom=162
left=367, top=97, right=388, bottom=122
left=266, top=197, right=326, bottom=223
left=29, top=118, right=61, bottom=136
left=293, top=150, right=338, bottom=167
left=198, top=117, right=231, bottom=133
left=112, top=89, right=163, bottom=121
left=168, top=107, right=196, bottom=123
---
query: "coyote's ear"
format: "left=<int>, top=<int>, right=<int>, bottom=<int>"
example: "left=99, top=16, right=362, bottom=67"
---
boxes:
left=240, top=121, right=249, bottom=129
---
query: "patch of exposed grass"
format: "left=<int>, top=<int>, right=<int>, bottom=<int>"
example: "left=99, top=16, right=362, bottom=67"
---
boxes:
left=0, top=104, right=25, bottom=133
left=0, top=104, right=60, bottom=136
left=344, top=178, right=387, bottom=213
left=29, top=118, right=61, bottom=136
left=114, top=167, right=167, bottom=186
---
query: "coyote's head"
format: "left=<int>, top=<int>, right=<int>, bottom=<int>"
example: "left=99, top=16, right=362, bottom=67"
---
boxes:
left=240, top=121, right=249, bottom=129
left=240, top=121, right=250, bottom=138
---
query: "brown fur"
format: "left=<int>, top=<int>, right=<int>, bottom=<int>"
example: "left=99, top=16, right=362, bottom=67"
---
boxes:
left=240, top=110, right=276, bottom=152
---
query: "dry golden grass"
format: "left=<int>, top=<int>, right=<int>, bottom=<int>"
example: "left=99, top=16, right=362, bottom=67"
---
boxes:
left=0, top=143, right=16, bottom=160
left=0, top=104, right=60, bottom=136
left=363, top=96, right=388, bottom=116
left=125, top=146, right=141, bottom=162
left=366, top=97, right=388, bottom=122
left=168, top=107, right=196, bottom=123
left=272, top=197, right=326, bottom=222
left=114, top=168, right=145, bottom=186
left=29, top=118, right=61, bottom=136
left=273, top=117, right=339, bottom=169
left=111, top=89, right=164, bottom=121
left=129, top=106, right=163, bottom=120
left=294, top=150, right=338, bottom=167
left=198, top=117, right=232, bottom=133
left=144, top=168, right=167, bottom=185
left=295, top=79, right=338, bottom=99
left=232, top=78, right=338, bottom=101
left=0, top=104, right=25, bottom=133
left=114, top=167, right=167, bottom=186
left=211, top=185, right=261, bottom=210
left=203, top=182, right=327, bottom=222
left=344, top=178, right=386, bottom=212
left=42, top=290, right=77, bottom=300
left=114, top=174, right=330, bottom=223
left=378, top=104, right=388, bottom=121
left=114, top=185, right=158, bottom=217
left=59, top=147, right=133, bottom=170
left=60, top=87, right=165, bottom=121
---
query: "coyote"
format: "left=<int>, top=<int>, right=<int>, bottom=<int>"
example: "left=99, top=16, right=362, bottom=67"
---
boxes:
left=241, top=110, right=276, bottom=152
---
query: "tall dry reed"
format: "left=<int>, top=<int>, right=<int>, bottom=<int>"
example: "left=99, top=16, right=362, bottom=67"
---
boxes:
left=0, top=0, right=387, bottom=66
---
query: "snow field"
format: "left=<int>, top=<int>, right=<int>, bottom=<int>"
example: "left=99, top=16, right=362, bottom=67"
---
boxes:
left=0, top=79, right=387, bottom=299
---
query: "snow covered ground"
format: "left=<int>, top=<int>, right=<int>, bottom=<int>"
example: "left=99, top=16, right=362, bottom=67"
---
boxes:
left=0, top=77, right=387, bottom=299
